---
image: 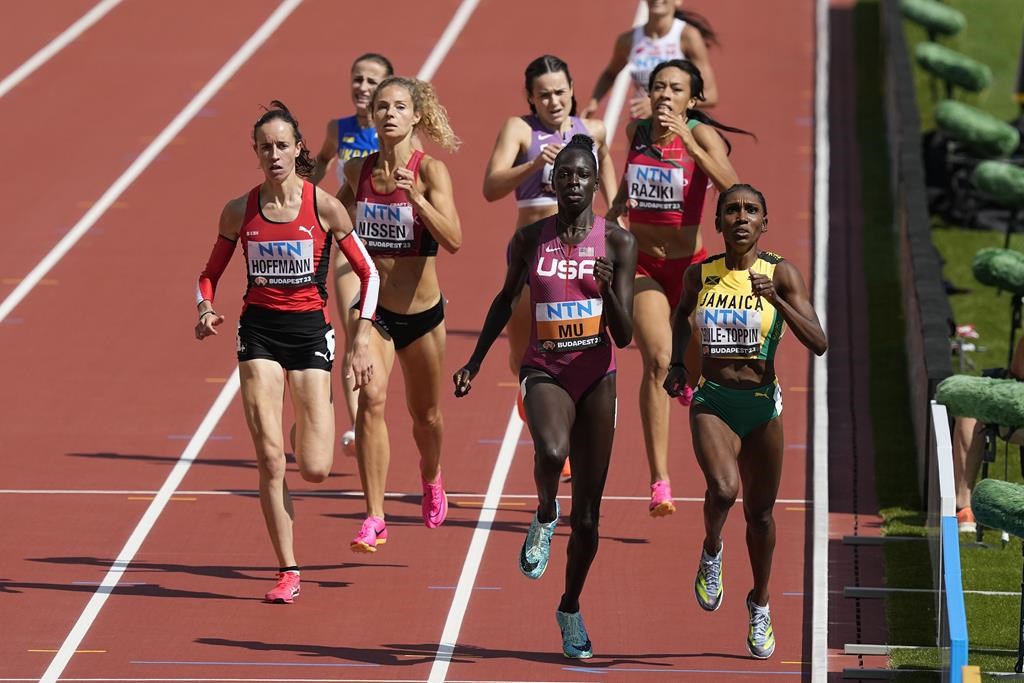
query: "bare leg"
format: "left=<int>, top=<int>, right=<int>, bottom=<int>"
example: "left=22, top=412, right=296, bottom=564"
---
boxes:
left=355, top=328, right=397, bottom=518
left=633, top=279, right=674, bottom=484
left=953, top=417, right=983, bottom=510
left=738, top=418, right=785, bottom=607
left=691, top=407, right=742, bottom=557
left=397, top=322, right=447, bottom=483
left=522, top=371, right=576, bottom=524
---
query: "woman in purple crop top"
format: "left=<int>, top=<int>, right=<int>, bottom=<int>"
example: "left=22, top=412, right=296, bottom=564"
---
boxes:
left=482, top=55, right=618, bottom=405
left=455, top=135, right=637, bottom=659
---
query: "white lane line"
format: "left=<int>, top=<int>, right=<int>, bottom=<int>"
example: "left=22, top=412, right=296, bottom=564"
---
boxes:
left=416, top=0, right=480, bottom=82
left=0, top=489, right=812, bottom=505
left=0, top=0, right=122, bottom=99
left=602, top=1, right=646, bottom=146
left=38, top=369, right=241, bottom=683
left=811, top=0, right=831, bottom=679
left=0, top=0, right=302, bottom=324
left=427, top=404, right=523, bottom=683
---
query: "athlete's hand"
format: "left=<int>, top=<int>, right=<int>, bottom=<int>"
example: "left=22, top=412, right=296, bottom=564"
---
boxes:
left=195, top=310, right=224, bottom=340
left=657, top=110, right=698, bottom=152
left=534, top=143, right=563, bottom=170
left=394, top=166, right=423, bottom=203
left=663, top=363, right=689, bottom=398
left=629, top=96, right=652, bottom=120
left=594, top=256, right=614, bottom=289
left=749, top=269, right=777, bottom=304
left=452, top=362, right=480, bottom=398
left=346, top=340, right=374, bottom=390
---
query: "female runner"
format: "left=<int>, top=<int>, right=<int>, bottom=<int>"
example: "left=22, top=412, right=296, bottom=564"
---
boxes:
left=665, top=184, right=827, bottom=658
left=455, top=135, right=637, bottom=659
left=338, top=77, right=461, bottom=551
left=195, top=101, right=379, bottom=602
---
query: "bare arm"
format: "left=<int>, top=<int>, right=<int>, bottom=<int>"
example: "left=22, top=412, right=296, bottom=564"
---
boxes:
left=595, top=225, right=637, bottom=347
left=751, top=260, right=828, bottom=356
left=682, top=25, right=718, bottom=108
left=583, top=32, right=632, bottom=118
left=482, top=117, right=549, bottom=201
left=682, top=122, right=738, bottom=191
left=401, top=156, right=461, bottom=253
left=453, top=228, right=534, bottom=396
left=664, top=263, right=703, bottom=394
left=311, top=120, right=339, bottom=186
left=336, top=157, right=364, bottom=222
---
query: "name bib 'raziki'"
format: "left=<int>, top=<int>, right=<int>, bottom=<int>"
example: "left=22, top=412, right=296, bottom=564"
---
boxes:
left=355, top=200, right=415, bottom=251
left=627, top=163, right=686, bottom=211
left=247, top=239, right=314, bottom=287
left=697, top=297, right=765, bottom=357
left=535, top=298, right=604, bottom=352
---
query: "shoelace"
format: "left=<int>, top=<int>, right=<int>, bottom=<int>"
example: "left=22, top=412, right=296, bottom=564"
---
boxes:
left=563, top=614, right=587, bottom=645
left=701, top=555, right=722, bottom=592
left=749, top=605, right=771, bottom=643
left=526, top=517, right=555, bottom=561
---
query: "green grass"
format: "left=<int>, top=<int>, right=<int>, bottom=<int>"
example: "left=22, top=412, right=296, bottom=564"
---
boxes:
left=903, top=0, right=1023, bottom=131
left=897, top=0, right=1024, bottom=677
left=854, top=0, right=1024, bottom=677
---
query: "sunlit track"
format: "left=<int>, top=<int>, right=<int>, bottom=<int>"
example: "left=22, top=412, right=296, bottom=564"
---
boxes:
left=2, top=1, right=823, bottom=681
left=0, top=0, right=122, bottom=99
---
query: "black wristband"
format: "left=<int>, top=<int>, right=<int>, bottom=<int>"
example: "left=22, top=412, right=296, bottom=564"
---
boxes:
left=199, top=310, right=217, bottom=321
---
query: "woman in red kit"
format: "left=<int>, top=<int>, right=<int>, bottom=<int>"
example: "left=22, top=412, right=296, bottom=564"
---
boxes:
left=337, top=77, right=461, bottom=552
left=194, top=101, right=380, bottom=603
left=607, top=59, right=749, bottom=518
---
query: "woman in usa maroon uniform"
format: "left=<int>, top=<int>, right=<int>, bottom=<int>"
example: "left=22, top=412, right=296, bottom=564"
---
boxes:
left=454, top=135, right=637, bottom=659
left=194, top=101, right=380, bottom=603
left=337, top=77, right=461, bottom=552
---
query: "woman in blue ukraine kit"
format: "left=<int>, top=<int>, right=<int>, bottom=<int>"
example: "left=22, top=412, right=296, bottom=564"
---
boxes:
left=311, top=53, right=396, bottom=456
left=664, top=184, right=826, bottom=660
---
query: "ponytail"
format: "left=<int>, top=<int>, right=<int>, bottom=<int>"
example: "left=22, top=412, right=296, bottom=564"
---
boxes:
left=674, top=9, right=719, bottom=47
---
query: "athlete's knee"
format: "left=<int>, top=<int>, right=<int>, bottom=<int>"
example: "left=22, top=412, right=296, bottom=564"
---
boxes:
left=535, top=443, right=568, bottom=470
left=410, top=404, right=443, bottom=432
left=570, top=506, right=600, bottom=542
left=743, top=502, right=776, bottom=530
left=642, top=348, right=672, bottom=380
left=359, top=381, right=389, bottom=416
left=298, top=458, right=332, bottom=483
left=706, top=478, right=739, bottom=509
left=257, top=450, right=288, bottom=480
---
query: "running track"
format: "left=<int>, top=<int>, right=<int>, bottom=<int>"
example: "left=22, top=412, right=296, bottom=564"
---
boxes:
left=0, top=1, right=842, bottom=681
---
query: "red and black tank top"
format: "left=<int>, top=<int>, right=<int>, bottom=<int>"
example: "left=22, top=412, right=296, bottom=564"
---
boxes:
left=239, top=180, right=331, bottom=313
left=354, top=150, right=438, bottom=257
left=626, top=119, right=708, bottom=227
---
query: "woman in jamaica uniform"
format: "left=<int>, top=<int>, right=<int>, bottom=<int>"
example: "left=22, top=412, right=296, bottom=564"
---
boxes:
left=664, top=184, right=827, bottom=660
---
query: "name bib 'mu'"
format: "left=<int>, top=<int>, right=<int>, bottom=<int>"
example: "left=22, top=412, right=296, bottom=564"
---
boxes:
left=627, top=163, right=686, bottom=212
left=697, top=303, right=764, bottom=357
left=535, top=298, right=604, bottom=352
left=247, top=238, right=315, bottom=287
left=356, top=200, right=415, bottom=251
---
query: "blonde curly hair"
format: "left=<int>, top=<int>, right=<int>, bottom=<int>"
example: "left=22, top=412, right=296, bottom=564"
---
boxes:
left=372, top=76, right=460, bottom=153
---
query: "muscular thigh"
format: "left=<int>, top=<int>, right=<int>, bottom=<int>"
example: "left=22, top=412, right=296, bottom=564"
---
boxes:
left=691, top=407, right=742, bottom=487
left=632, top=279, right=673, bottom=361
left=397, top=322, right=445, bottom=418
left=520, top=370, right=575, bottom=450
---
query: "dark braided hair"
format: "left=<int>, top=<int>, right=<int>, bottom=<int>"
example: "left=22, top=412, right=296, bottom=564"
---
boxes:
left=252, top=100, right=315, bottom=178
left=648, top=59, right=755, bottom=153
left=674, top=8, right=719, bottom=47
left=715, top=183, right=768, bottom=221
left=524, top=55, right=577, bottom=117
left=553, top=133, right=597, bottom=171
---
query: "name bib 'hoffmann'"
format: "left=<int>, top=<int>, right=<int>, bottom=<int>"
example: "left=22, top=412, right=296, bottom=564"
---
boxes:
left=535, top=298, right=604, bottom=352
left=356, top=200, right=415, bottom=252
left=247, top=239, right=314, bottom=287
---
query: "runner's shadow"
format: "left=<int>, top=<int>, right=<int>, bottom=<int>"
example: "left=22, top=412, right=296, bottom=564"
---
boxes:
left=0, top=579, right=255, bottom=601
left=195, top=637, right=442, bottom=667
left=66, top=451, right=354, bottom=480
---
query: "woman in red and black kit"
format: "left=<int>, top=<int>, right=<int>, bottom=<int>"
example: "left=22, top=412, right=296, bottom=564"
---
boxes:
left=337, top=77, right=461, bottom=552
left=194, top=101, right=380, bottom=603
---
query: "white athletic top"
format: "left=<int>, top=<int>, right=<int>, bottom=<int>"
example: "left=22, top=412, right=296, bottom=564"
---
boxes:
left=629, top=18, right=686, bottom=96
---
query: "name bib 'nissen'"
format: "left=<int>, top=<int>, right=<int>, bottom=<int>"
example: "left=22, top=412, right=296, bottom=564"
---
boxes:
left=698, top=296, right=765, bottom=357
left=247, top=239, right=314, bottom=287
left=627, top=163, right=686, bottom=211
left=535, top=298, right=604, bottom=352
left=356, top=200, right=415, bottom=251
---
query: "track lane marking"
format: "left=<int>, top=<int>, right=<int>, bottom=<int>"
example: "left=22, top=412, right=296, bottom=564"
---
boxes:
left=0, top=0, right=302, bottom=324
left=0, top=0, right=123, bottom=99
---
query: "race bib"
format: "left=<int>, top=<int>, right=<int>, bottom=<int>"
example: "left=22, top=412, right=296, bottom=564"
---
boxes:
left=356, top=200, right=415, bottom=251
left=247, top=239, right=314, bottom=287
left=627, top=163, right=686, bottom=211
left=535, top=298, right=604, bottom=352
left=698, top=306, right=763, bottom=357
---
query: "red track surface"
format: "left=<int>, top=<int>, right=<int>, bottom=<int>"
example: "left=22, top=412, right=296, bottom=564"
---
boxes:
left=1, top=2, right=822, bottom=680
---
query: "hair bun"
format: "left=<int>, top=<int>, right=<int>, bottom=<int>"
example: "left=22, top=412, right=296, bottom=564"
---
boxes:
left=567, top=133, right=595, bottom=149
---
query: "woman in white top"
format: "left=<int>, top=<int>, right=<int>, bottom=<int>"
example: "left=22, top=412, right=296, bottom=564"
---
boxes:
left=582, top=0, right=719, bottom=119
